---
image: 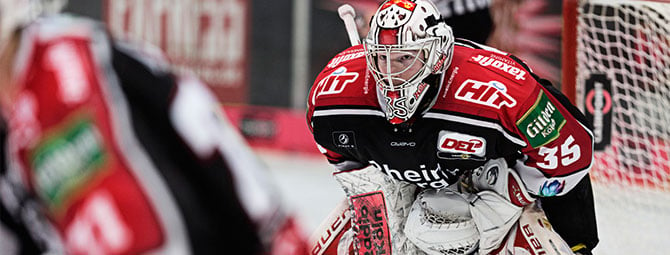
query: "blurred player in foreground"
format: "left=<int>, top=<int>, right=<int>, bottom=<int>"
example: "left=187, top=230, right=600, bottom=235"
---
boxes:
left=307, top=0, right=598, bottom=254
left=0, top=0, right=308, bottom=254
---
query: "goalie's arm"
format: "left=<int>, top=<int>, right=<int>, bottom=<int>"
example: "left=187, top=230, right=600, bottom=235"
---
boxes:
left=539, top=174, right=598, bottom=254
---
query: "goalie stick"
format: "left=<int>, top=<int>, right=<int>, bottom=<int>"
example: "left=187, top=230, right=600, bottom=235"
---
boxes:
left=309, top=6, right=360, bottom=255
left=310, top=6, right=394, bottom=255
left=337, top=4, right=361, bottom=46
left=309, top=199, right=352, bottom=255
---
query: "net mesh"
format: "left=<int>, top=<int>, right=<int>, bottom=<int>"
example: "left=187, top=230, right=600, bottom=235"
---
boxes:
left=421, top=210, right=477, bottom=255
left=573, top=0, right=670, bottom=254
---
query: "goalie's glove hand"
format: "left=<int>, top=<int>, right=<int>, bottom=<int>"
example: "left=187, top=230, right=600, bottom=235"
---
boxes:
left=469, top=158, right=535, bottom=207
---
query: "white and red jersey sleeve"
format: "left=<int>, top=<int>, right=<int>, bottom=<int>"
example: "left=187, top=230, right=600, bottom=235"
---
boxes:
left=6, top=18, right=171, bottom=254
left=2, top=16, right=309, bottom=255
left=511, top=83, right=594, bottom=197
left=446, top=43, right=594, bottom=197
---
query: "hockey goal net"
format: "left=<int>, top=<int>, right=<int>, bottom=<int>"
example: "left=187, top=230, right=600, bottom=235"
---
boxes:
left=562, top=0, right=670, bottom=254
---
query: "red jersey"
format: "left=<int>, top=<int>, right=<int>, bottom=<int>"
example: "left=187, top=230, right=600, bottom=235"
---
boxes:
left=307, top=40, right=594, bottom=197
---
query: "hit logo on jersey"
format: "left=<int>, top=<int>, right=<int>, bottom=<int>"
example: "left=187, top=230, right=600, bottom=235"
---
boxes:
left=311, top=67, right=359, bottom=105
left=455, top=79, right=517, bottom=109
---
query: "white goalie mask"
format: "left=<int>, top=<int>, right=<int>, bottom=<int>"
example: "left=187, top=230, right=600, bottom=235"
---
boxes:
left=0, top=0, right=66, bottom=50
left=365, top=0, right=454, bottom=124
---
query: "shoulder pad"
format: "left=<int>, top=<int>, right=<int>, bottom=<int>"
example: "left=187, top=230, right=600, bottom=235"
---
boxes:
left=466, top=51, right=531, bottom=83
left=29, top=15, right=102, bottom=42
left=309, top=45, right=374, bottom=109
left=324, top=45, right=367, bottom=71
left=435, top=46, right=541, bottom=119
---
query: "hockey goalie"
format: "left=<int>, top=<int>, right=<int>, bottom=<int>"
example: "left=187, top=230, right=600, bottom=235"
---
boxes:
left=306, top=0, right=599, bottom=254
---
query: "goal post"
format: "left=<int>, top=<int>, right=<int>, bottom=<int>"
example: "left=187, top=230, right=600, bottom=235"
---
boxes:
left=562, top=0, right=670, bottom=254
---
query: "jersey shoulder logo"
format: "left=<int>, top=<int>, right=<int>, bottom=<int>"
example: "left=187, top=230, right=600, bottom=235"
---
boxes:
left=311, top=67, right=360, bottom=105
left=516, top=91, right=567, bottom=148
left=327, top=49, right=366, bottom=69
left=437, top=131, right=486, bottom=157
left=455, top=79, right=517, bottom=109
left=469, top=53, right=528, bottom=81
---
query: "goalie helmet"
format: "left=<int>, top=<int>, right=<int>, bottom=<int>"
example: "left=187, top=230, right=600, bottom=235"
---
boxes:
left=0, top=0, right=66, bottom=49
left=365, top=0, right=454, bottom=124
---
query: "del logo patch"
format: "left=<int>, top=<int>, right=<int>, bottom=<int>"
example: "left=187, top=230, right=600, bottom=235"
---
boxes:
left=516, top=91, right=566, bottom=148
left=455, top=79, right=517, bottom=109
left=437, top=131, right=486, bottom=157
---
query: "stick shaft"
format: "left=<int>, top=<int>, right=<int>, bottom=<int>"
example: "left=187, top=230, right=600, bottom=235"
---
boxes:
left=337, top=4, right=361, bottom=46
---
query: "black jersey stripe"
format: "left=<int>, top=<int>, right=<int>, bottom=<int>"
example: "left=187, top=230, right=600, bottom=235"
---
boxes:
left=454, top=38, right=508, bottom=55
left=454, top=38, right=481, bottom=49
left=313, top=108, right=385, bottom=117
left=313, top=104, right=381, bottom=111
left=423, top=112, right=527, bottom=147
left=427, top=109, right=524, bottom=140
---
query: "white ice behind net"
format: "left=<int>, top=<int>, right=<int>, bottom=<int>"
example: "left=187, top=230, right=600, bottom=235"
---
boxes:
left=575, top=0, right=670, bottom=254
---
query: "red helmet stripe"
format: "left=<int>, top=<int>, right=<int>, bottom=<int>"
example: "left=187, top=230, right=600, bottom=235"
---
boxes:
left=378, top=29, right=399, bottom=44
left=381, top=0, right=417, bottom=11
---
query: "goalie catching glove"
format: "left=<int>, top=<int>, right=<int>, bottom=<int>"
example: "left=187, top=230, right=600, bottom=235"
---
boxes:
left=404, top=188, right=479, bottom=255
left=466, top=158, right=536, bottom=254
left=468, top=158, right=535, bottom=207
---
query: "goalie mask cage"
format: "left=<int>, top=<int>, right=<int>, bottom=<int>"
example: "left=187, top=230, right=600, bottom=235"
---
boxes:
left=562, top=0, right=670, bottom=254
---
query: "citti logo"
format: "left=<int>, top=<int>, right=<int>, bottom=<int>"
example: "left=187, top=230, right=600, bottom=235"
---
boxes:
left=471, top=54, right=527, bottom=81
left=526, top=100, right=558, bottom=138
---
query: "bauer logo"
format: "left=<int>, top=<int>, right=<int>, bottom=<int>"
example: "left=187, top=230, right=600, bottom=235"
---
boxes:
left=470, top=54, right=527, bottom=81
left=333, top=131, right=356, bottom=149
left=521, top=224, right=547, bottom=254
left=516, top=91, right=566, bottom=148
left=455, top=79, right=517, bottom=109
left=437, top=131, right=486, bottom=157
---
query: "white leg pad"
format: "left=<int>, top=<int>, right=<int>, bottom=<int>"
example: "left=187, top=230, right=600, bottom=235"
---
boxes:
left=333, top=166, right=421, bottom=254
